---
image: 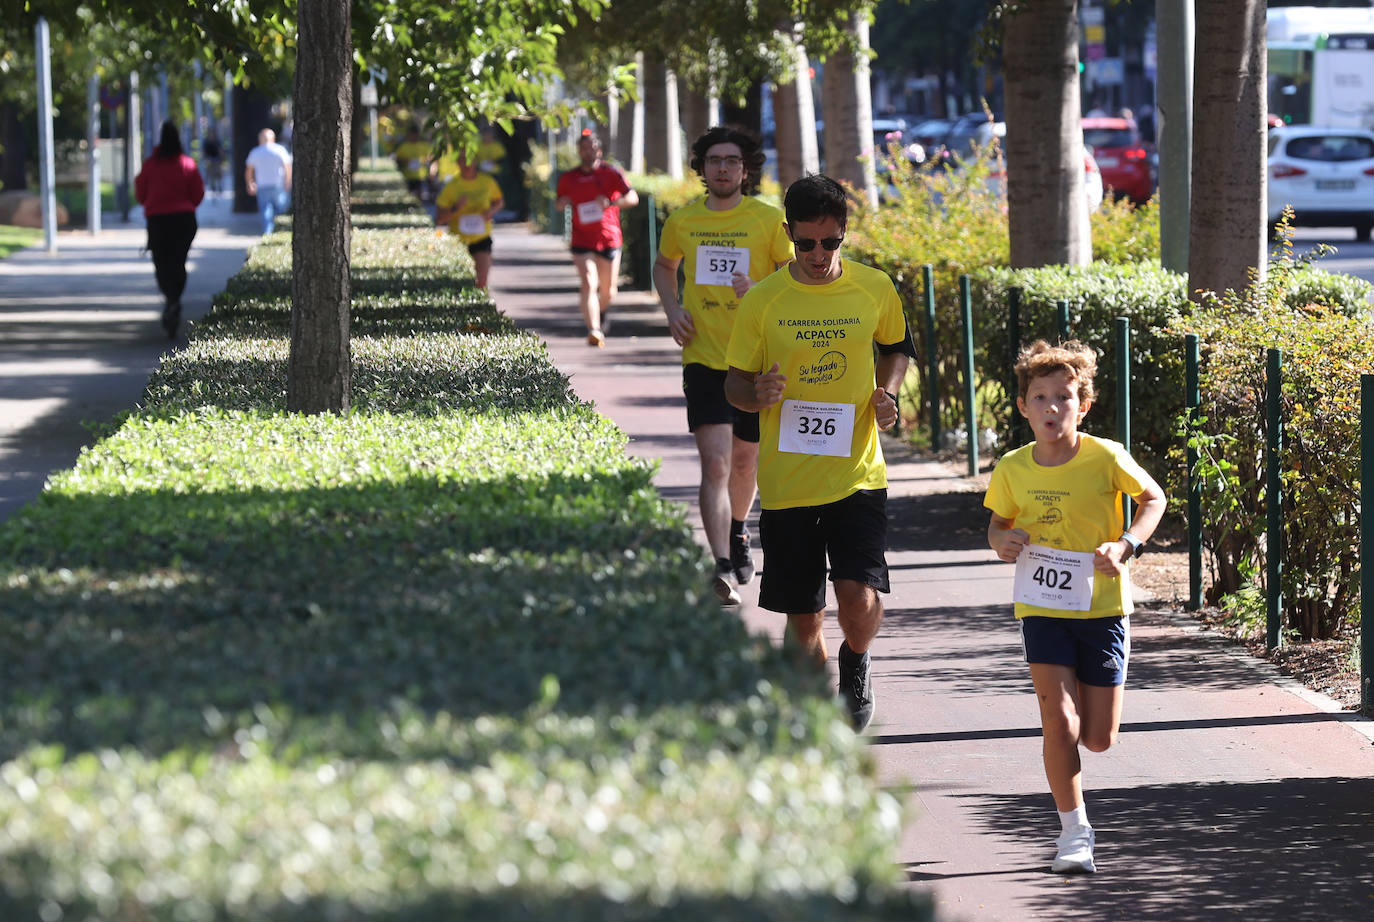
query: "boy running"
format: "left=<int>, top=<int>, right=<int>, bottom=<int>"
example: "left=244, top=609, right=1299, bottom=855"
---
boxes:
left=985, top=340, right=1166, bottom=874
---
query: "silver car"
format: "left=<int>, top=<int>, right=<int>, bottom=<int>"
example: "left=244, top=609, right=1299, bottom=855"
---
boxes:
left=1268, top=125, right=1374, bottom=240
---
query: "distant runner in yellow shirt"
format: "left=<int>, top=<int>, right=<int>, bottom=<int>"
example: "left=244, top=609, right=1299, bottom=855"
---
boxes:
left=654, top=126, right=793, bottom=606
left=435, top=151, right=504, bottom=290
left=725, top=174, right=916, bottom=731
left=394, top=124, right=434, bottom=201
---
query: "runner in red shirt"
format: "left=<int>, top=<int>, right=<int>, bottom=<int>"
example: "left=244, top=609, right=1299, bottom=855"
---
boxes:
left=554, top=131, right=639, bottom=346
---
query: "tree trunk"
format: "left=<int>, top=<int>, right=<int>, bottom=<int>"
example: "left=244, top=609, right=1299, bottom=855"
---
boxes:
left=642, top=53, right=682, bottom=177
left=1002, top=0, right=1090, bottom=268
left=1189, top=0, right=1266, bottom=300
left=232, top=85, right=272, bottom=214
left=681, top=85, right=711, bottom=151
left=820, top=13, right=876, bottom=207
left=289, top=0, right=353, bottom=414
left=773, top=30, right=819, bottom=190
left=721, top=82, right=763, bottom=138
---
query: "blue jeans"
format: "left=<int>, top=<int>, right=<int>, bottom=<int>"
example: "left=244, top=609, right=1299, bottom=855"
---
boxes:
left=256, top=185, right=290, bottom=235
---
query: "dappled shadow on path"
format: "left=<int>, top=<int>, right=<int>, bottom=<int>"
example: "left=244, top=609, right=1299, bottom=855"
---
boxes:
left=955, top=777, right=1374, bottom=921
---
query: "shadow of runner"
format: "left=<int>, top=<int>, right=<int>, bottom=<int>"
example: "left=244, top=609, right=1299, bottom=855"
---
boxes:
left=955, top=777, right=1374, bottom=922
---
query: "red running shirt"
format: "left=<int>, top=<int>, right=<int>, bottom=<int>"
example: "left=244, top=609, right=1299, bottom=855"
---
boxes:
left=556, top=163, right=633, bottom=249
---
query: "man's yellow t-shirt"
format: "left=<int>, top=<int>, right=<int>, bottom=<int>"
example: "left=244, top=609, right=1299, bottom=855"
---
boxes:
left=983, top=434, right=1150, bottom=620
left=726, top=258, right=909, bottom=510
left=394, top=140, right=432, bottom=181
left=435, top=172, right=502, bottom=243
left=658, top=196, right=792, bottom=370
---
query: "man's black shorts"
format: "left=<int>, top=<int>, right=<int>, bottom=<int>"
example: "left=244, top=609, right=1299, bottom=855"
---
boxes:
left=682, top=363, right=759, bottom=442
left=757, top=489, right=890, bottom=614
left=467, top=236, right=494, bottom=255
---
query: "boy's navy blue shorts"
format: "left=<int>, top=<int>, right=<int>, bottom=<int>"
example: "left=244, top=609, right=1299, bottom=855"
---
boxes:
left=1019, top=615, right=1130, bottom=687
left=757, top=488, right=890, bottom=614
left=682, top=363, right=760, bottom=442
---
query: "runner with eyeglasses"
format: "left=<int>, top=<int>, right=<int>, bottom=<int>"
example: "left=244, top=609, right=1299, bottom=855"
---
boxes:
left=724, top=173, right=916, bottom=731
left=654, top=126, right=793, bottom=606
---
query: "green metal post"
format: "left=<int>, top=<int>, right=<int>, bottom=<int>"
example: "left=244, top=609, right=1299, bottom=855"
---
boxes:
left=1008, top=287, right=1023, bottom=447
left=1266, top=348, right=1283, bottom=651
left=1362, top=375, right=1374, bottom=713
left=1186, top=334, right=1202, bottom=611
left=923, top=264, right=940, bottom=451
left=960, top=274, right=978, bottom=476
left=1116, top=317, right=1133, bottom=525
left=1057, top=299, right=1070, bottom=341
left=647, top=193, right=658, bottom=291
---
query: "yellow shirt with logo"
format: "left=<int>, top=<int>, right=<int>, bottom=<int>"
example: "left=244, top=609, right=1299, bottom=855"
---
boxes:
left=435, top=172, right=502, bottom=243
left=394, top=140, right=432, bottom=180
left=983, top=434, right=1150, bottom=620
left=658, top=196, right=792, bottom=370
left=726, top=258, right=908, bottom=510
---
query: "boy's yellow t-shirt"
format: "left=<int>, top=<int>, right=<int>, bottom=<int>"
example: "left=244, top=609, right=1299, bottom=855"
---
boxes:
left=983, top=433, right=1150, bottom=619
left=726, top=258, right=909, bottom=510
left=435, top=172, right=502, bottom=243
left=657, top=196, right=793, bottom=370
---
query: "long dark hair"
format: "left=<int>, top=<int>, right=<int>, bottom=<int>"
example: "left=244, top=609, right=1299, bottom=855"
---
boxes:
left=155, top=120, right=183, bottom=159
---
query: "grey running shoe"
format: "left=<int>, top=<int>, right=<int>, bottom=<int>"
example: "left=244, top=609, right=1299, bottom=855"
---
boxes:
left=712, top=558, right=741, bottom=606
left=837, top=641, right=874, bottom=731
left=1051, top=825, right=1096, bottom=874
left=730, top=530, right=755, bottom=585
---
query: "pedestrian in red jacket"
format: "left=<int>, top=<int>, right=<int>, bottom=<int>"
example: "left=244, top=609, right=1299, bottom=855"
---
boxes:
left=135, top=120, right=204, bottom=339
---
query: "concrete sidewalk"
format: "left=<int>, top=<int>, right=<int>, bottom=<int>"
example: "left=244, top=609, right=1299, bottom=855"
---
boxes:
left=0, top=193, right=259, bottom=521
left=488, top=223, right=1374, bottom=922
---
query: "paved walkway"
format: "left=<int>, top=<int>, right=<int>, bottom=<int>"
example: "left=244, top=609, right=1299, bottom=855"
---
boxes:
left=0, top=192, right=259, bottom=521
left=1, top=213, right=1371, bottom=921
left=486, top=224, right=1374, bottom=922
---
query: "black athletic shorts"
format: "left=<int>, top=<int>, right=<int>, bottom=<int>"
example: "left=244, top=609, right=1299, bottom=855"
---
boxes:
left=757, top=489, right=890, bottom=614
left=570, top=245, right=619, bottom=261
left=466, top=236, right=493, bottom=255
left=682, top=363, right=760, bottom=442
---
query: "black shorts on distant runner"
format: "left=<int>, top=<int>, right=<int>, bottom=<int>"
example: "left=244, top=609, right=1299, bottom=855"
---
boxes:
left=757, top=488, right=890, bottom=614
left=682, top=363, right=759, bottom=442
left=467, top=236, right=493, bottom=255
left=570, top=245, right=618, bottom=261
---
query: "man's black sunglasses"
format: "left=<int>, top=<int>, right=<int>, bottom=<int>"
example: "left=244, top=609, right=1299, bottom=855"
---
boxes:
left=791, top=235, right=844, bottom=252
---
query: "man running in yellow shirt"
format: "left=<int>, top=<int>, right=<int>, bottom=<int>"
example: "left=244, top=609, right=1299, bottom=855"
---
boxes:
left=654, top=126, right=793, bottom=605
left=435, top=151, right=504, bottom=290
left=724, top=174, right=916, bottom=731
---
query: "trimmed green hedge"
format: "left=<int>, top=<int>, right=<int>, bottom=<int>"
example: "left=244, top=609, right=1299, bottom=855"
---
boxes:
left=0, top=167, right=929, bottom=920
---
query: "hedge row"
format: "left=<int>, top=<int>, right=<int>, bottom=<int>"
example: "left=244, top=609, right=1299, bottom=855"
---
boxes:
left=0, top=169, right=930, bottom=920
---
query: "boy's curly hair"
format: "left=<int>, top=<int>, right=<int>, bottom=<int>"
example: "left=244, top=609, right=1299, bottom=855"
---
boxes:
left=1014, top=340, right=1097, bottom=403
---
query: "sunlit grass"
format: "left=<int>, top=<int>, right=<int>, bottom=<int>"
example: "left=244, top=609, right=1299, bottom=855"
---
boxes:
left=0, top=224, right=40, bottom=258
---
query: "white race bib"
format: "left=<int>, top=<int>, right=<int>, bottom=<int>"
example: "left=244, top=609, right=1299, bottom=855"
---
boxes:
left=778, top=399, right=855, bottom=457
left=1013, top=544, right=1095, bottom=612
left=458, top=214, right=485, bottom=236
left=694, top=245, right=749, bottom=287
left=576, top=200, right=605, bottom=225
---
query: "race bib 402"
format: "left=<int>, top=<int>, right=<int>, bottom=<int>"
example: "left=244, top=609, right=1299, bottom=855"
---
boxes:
left=1013, top=544, right=1095, bottom=612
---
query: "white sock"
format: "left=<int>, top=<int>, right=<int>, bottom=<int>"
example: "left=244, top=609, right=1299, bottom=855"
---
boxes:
left=1058, top=805, right=1089, bottom=831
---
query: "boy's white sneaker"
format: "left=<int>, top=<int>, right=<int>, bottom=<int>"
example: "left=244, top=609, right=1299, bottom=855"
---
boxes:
left=1051, top=824, right=1096, bottom=874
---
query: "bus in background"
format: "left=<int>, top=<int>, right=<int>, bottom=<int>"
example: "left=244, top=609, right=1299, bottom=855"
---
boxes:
left=1269, top=5, right=1374, bottom=127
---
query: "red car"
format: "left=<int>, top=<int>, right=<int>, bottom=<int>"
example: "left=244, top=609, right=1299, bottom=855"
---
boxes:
left=1082, top=117, right=1154, bottom=203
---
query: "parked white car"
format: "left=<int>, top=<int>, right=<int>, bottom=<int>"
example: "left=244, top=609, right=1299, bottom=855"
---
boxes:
left=1267, top=125, right=1374, bottom=240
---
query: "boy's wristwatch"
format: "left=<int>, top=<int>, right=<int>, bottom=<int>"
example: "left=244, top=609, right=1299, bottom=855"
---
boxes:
left=1119, top=531, right=1145, bottom=558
